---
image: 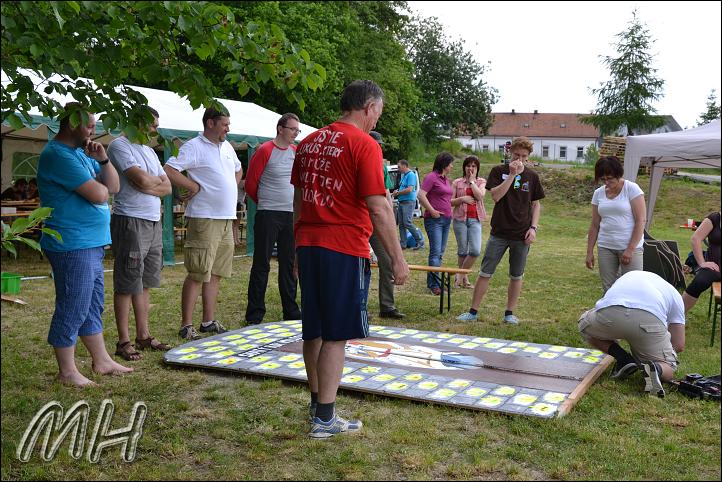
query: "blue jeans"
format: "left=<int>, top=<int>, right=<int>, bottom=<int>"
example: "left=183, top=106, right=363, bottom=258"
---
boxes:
left=398, top=201, right=422, bottom=248
left=424, top=216, right=451, bottom=289
left=453, top=218, right=482, bottom=257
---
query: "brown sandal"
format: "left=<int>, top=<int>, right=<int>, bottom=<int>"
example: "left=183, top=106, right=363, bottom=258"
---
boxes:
left=115, top=341, right=142, bottom=361
left=135, top=337, right=171, bottom=351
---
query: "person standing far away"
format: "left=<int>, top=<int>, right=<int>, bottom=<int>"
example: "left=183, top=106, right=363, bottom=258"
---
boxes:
left=163, top=105, right=243, bottom=340
left=292, top=80, right=409, bottom=438
left=392, top=159, right=425, bottom=250
left=244, top=113, right=303, bottom=325
left=368, top=130, right=406, bottom=320
left=450, top=155, right=487, bottom=288
left=37, top=102, right=132, bottom=387
left=456, top=136, right=545, bottom=324
left=107, top=106, right=172, bottom=361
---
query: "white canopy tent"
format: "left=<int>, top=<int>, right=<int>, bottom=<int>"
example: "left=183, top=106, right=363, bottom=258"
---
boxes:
left=623, top=119, right=721, bottom=228
left=1, top=70, right=318, bottom=189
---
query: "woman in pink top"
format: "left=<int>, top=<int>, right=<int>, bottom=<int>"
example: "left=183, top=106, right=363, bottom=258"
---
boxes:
left=451, top=155, right=487, bottom=287
left=418, top=152, right=454, bottom=295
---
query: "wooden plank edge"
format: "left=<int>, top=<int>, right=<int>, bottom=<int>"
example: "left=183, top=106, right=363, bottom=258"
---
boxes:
left=556, top=354, right=614, bottom=418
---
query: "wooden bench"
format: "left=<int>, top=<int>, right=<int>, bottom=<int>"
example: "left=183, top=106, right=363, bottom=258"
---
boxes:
left=372, top=263, right=472, bottom=314
left=709, top=281, right=721, bottom=346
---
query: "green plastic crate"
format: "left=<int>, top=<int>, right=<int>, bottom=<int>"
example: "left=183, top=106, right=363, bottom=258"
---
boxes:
left=1, top=272, right=22, bottom=294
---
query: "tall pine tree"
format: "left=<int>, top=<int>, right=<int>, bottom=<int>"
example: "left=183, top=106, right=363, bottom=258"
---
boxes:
left=581, top=10, right=665, bottom=136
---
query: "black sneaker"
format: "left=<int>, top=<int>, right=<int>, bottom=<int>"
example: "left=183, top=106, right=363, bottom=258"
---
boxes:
left=179, top=324, right=201, bottom=340
left=199, top=320, right=227, bottom=334
left=642, top=362, right=665, bottom=398
left=609, top=361, right=639, bottom=380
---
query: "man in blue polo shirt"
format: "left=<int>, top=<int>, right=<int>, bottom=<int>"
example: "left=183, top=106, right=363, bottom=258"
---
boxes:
left=38, top=102, right=133, bottom=387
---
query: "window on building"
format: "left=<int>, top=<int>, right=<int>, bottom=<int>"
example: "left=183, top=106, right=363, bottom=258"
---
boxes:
left=523, top=123, right=529, bottom=128
left=542, top=146, right=549, bottom=158
left=482, top=145, right=489, bottom=153
left=577, top=147, right=584, bottom=159
left=559, top=146, right=567, bottom=159
left=560, top=123, right=567, bottom=128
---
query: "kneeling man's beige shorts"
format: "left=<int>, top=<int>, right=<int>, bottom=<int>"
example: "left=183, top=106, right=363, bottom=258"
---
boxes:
left=578, top=305, right=678, bottom=369
left=184, top=218, right=234, bottom=282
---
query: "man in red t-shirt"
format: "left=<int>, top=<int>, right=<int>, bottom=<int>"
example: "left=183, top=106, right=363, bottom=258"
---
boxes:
left=291, top=80, right=409, bottom=438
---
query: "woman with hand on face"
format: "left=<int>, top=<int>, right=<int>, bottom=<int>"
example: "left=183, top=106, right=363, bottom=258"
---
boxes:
left=417, top=152, right=454, bottom=295
left=586, top=156, right=646, bottom=293
left=451, top=155, right=487, bottom=288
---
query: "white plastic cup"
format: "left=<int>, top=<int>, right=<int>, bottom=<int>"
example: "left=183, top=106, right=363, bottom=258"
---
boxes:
left=688, top=218, right=694, bottom=227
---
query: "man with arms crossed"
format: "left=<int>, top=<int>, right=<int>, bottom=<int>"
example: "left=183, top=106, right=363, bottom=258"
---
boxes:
left=38, top=102, right=131, bottom=386
left=107, top=106, right=172, bottom=360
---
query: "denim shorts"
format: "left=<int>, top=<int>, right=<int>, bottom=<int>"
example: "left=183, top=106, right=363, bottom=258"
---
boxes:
left=46, top=247, right=106, bottom=347
left=453, top=218, right=482, bottom=257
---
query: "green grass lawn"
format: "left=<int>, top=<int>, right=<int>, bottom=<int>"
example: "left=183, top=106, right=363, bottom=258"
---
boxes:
left=1, top=167, right=720, bottom=480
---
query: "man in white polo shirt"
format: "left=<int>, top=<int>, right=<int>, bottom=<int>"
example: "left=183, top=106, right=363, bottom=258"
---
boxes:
left=577, top=270, right=686, bottom=398
left=164, top=105, right=243, bottom=340
left=244, top=113, right=302, bottom=325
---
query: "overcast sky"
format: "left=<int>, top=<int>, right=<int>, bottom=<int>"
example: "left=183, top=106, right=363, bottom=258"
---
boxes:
left=407, top=1, right=721, bottom=129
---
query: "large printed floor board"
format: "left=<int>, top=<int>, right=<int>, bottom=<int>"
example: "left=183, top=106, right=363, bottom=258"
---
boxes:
left=164, top=321, right=613, bottom=418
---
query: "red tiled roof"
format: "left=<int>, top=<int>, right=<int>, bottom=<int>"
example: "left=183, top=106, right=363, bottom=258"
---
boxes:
left=487, top=113, right=599, bottom=138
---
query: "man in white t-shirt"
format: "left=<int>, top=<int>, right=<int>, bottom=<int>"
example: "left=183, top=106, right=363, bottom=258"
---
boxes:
left=108, top=106, right=172, bottom=360
left=577, top=270, right=686, bottom=398
left=164, top=106, right=243, bottom=340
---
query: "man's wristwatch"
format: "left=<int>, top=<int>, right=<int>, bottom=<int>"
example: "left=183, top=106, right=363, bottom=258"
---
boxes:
left=98, top=158, right=110, bottom=165
left=530, top=225, right=538, bottom=231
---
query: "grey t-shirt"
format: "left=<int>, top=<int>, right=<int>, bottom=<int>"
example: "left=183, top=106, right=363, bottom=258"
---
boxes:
left=107, top=136, right=165, bottom=221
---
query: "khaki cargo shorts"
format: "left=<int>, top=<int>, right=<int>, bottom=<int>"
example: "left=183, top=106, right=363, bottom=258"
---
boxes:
left=578, top=305, right=678, bottom=369
left=184, top=218, right=234, bottom=282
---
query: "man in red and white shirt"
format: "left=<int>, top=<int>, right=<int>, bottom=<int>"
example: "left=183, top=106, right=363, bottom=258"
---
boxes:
left=292, top=80, right=409, bottom=438
left=244, top=113, right=302, bottom=324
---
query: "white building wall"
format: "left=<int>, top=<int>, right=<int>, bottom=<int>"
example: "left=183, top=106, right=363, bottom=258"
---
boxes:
left=454, top=135, right=599, bottom=162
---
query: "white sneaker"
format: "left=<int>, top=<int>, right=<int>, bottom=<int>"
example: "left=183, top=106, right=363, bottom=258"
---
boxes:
left=642, top=362, right=665, bottom=398
left=309, top=413, right=363, bottom=439
left=503, top=314, right=519, bottom=324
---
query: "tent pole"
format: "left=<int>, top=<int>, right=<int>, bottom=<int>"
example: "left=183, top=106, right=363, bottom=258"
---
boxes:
left=161, top=142, right=176, bottom=266
left=245, top=146, right=256, bottom=256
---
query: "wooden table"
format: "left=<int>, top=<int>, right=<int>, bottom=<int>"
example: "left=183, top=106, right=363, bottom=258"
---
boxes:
left=371, top=263, right=473, bottom=314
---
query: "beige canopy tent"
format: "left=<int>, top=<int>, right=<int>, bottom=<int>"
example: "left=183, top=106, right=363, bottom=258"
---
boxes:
left=623, top=119, right=721, bottom=228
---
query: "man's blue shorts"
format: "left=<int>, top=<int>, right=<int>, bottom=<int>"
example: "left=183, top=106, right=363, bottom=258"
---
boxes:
left=297, top=246, right=371, bottom=341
